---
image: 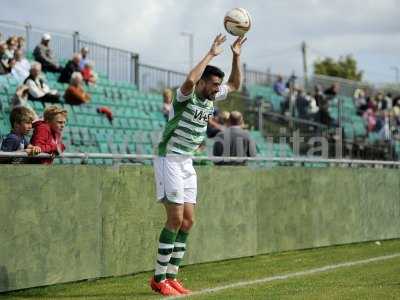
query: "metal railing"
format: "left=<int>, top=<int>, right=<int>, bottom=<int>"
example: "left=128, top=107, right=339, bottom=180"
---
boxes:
left=138, top=63, right=186, bottom=92
left=0, top=151, right=399, bottom=168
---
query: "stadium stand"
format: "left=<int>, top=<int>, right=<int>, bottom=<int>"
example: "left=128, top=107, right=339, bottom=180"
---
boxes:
left=1, top=52, right=300, bottom=165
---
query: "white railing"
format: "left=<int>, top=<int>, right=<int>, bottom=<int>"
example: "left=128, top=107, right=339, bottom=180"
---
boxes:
left=0, top=152, right=399, bottom=167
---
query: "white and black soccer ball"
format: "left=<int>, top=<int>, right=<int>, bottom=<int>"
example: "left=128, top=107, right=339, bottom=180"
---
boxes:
left=224, top=8, right=252, bottom=37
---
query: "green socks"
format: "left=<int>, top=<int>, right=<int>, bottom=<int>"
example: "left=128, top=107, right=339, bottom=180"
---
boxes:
left=154, top=228, right=178, bottom=282
left=166, top=230, right=189, bottom=279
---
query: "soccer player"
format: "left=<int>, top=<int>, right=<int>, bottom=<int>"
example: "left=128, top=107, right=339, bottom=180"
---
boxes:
left=150, top=33, right=247, bottom=296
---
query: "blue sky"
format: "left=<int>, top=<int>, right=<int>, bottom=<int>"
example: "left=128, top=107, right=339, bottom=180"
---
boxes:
left=1, top=0, right=400, bottom=84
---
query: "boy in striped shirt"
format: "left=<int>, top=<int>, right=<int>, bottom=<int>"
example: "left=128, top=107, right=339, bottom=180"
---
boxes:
left=150, top=33, right=247, bottom=296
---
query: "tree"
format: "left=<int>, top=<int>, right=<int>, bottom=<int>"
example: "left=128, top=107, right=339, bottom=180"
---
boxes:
left=313, top=55, right=363, bottom=81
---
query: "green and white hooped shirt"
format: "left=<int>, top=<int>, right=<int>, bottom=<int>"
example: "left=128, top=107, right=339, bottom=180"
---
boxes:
left=158, top=85, right=229, bottom=156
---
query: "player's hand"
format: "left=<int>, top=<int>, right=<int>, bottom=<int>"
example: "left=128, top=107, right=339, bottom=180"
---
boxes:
left=231, top=36, right=247, bottom=57
left=209, top=34, right=227, bottom=57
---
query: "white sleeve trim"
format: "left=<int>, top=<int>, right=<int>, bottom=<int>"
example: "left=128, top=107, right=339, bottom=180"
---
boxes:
left=176, top=87, right=193, bottom=102
left=214, top=84, right=229, bottom=102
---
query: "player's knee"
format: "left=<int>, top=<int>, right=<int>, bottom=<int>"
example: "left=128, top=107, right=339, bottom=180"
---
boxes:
left=181, top=216, right=195, bottom=231
left=167, top=215, right=183, bottom=230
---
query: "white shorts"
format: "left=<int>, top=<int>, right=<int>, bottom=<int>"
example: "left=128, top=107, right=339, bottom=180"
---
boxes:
left=153, top=155, right=197, bottom=204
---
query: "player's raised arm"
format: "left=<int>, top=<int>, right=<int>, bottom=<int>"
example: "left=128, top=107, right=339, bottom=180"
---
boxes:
left=226, top=36, right=247, bottom=93
left=180, top=34, right=227, bottom=96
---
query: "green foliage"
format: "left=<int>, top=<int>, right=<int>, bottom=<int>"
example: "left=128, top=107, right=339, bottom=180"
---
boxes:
left=314, top=55, right=363, bottom=81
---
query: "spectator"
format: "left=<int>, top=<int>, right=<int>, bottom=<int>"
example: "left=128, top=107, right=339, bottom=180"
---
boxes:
left=363, top=107, right=377, bottom=132
left=81, top=61, right=97, bottom=85
left=11, top=49, right=31, bottom=83
left=17, top=36, right=25, bottom=50
left=213, top=111, right=256, bottom=165
left=295, top=87, right=309, bottom=119
left=64, top=72, right=91, bottom=105
left=33, top=33, right=62, bottom=73
left=79, top=47, right=89, bottom=70
left=324, top=83, right=340, bottom=98
left=5, top=36, right=18, bottom=60
left=354, top=88, right=368, bottom=114
left=0, top=107, right=41, bottom=163
left=58, top=53, right=81, bottom=83
left=314, top=85, right=325, bottom=108
left=11, top=84, right=38, bottom=120
left=30, top=105, right=67, bottom=164
left=207, top=109, right=229, bottom=138
left=273, top=75, right=286, bottom=96
left=24, top=62, right=61, bottom=103
left=162, top=88, right=173, bottom=121
left=0, top=42, right=15, bottom=75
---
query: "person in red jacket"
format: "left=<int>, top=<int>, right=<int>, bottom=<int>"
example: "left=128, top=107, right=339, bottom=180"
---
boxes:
left=30, top=105, right=67, bottom=164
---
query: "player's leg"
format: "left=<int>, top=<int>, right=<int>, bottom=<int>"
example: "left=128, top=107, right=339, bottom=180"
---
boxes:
left=165, top=158, right=197, bottom=294
left=151, top=156, right=184, bottom=296
left=166, top=203, right=194, bottom=279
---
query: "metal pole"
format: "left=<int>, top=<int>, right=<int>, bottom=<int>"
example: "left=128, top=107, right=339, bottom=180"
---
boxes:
left=106, top=47, right=110, bottom=78
left=25, top=23, right=32, bottom=52
left=301, top=41, right=308, bottom=90
left=73, top=31, right=80, bottom=53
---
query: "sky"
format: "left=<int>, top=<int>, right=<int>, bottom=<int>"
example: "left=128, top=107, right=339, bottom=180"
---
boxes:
left=1, top=0, right=400, bottom=84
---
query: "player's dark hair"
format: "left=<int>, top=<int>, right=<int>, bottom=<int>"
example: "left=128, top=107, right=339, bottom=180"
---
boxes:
left=201, top=65, right=225, bottom=81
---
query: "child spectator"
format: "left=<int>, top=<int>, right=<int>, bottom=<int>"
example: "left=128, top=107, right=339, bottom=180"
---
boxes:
left=79, top=47, right=89, bottom=70
left=11, top=84, right=38, bottom=120
left=58, top=53, right=81, bottom=83
left=81, top=61, right=97, bottom=85
left=24, top=62, right=61, bottom=103
left=64, top=72, right=91, bottom=105
left=0, top=107, right=41, bottom=163
left=17, top=36, right=25, bottom=51
left=30, top=105, right=67, bottom=164
left=0, top=42, right=15, bottom=75
left=33, top=33, right=62, bottom=73
left=5, top=36, right=18, bottom=60
left=12, top=49, right=31, bottom=83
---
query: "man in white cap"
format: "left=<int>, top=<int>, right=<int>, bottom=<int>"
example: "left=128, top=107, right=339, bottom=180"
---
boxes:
left=79, top=47, right=89, bottom=70
left=33, top=33, right=62, bottom=73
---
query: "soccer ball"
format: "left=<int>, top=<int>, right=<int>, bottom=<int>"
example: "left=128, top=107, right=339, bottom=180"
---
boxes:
left=224, top=8, right=252, bottom=37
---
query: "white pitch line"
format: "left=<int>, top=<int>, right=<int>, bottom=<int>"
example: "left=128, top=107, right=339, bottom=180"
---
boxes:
left=164, top=253, right=400, bottom=299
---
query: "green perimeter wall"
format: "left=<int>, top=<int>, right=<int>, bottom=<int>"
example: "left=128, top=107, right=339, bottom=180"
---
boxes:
left=0, top=166, right=399, bottom=292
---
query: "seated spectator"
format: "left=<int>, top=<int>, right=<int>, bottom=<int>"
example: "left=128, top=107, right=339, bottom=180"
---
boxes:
left=11, top=49, right=31, bottom=83
left=354, top=88, right=368, bottom=114
left=64, top=72, right=91, bottom=105
left=30, top=105, right=67, bottom=164
left=295, top=87, right=309, bottom=119
left=79, top=47, right=89, bottom=70
left=24, top=62, right=61, bottom=103
left=58, top=53, right=81, bottom=83
left=0, top=42, right=15, bottom=75
left=81, top=61, right=97, bottom=85
left=324, top=83, right=340, bottom=99
left=11, top=85, right=38, bottom=120
left=207, top=109, right=229, bottom=138
left=213, top=111, right=256, bottom=165
left=33, top=33, right=62, bottom=73
left=314, top=85, right=325, bottom=108
left=5, top=36, right=18, bottom=60
left=0, top=107, right=41, bottom=163
left=162, top=88, right=173, bottom=121
left=363, top=107, right=377, bottom=132
left=273, top=75, right=286, bottom=96
left=17, top=36, right=25, bottom=50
